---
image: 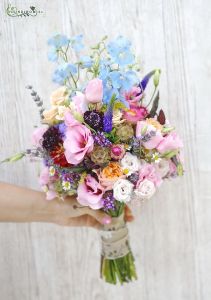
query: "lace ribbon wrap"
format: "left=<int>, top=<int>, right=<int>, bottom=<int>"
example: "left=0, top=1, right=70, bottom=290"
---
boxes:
left=100, top=214, right=130, bottom=260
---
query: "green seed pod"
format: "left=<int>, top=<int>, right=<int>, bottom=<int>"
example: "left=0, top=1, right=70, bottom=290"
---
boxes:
left=153, top=69, right=161, bottom=87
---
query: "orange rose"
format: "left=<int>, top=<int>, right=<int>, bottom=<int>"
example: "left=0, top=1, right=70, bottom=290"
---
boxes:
left=96, top=162, right=124, bottom=190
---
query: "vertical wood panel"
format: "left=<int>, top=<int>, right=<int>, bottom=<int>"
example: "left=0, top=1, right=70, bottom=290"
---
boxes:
left=0, top=0, right=210, bottom=299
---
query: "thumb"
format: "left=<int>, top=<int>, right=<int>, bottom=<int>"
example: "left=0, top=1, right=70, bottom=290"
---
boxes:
left=85, top=208, right=112, bottom=225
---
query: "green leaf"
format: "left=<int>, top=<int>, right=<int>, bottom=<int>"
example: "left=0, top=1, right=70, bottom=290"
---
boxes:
left=177, top=163, right=184, bottom=176
left=113, top=101, right=127, bottom=110
left=162, top=126, right=175, bottom=134
left=148, top=91, right=159, bottom=117
left=1, top=152, right=25, bottom=163
left=161, top=149, right=179, bottom=159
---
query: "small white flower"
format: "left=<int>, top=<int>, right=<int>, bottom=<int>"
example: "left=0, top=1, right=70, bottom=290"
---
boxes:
left=113, top=179, right=134, bottom=203
left=49, top=166, right=56, bottom=176
left=134, top=179, right=156, bottom=200
left=121, top=152, right=140, bottom=176
left=155, top=159, right=170, bottom=178
left=152, top=152, right=161, bottom=163
left=62, top=181, right=71, bottom=191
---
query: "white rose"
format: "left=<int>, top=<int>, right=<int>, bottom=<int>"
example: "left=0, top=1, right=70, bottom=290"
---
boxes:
left=155, top=159, right=170, bottom=178
left=134, top=179, right=156, bottom=200
left=121, top=152, right=140, bottom=176
left=113, top=179, right=134, bottom=203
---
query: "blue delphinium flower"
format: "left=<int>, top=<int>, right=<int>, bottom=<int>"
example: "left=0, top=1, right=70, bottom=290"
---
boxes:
left=70, top=34, right=84, bottom=52
left=80, top=56, right=93, bottom=68
left=48, top=34, right=69, bottom=48
left=107, top=36, right=134, bottom=66
left=52, top=63, right=77, bottom=84
left=48, top=47, right=58, bottom=62
left=109, top=70, right=138, bottom=91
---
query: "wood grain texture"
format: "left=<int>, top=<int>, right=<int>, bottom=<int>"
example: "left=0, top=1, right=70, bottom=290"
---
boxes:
left=0, top=0, right=211, bottom=299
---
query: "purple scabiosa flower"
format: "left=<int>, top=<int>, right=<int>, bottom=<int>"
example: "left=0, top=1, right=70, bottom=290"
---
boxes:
left=102, top=191, right=115, bottom=211
left=84, top=110, right=104, bottom=131
left=42, top=126, right=62, bottom=151
left=93, top=132, right=112, bottom=147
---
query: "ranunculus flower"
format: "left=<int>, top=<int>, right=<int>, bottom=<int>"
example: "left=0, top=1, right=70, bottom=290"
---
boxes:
left=72, top=92, right=88, bottom=114
left=77, top=174, right=104, bottom=209
left=134, top=179, right=156, bottom=200
left=136, top=120, right=163, bottom=149
left=43, top=107, right=58, bottom=124
left=124, top=86, right=142, bottom=106
left=50, top=86, right=68, bottom=106
left=155, top=159, right=170, bottom=178
left=123, top=105, right=148, bottom=123
left=95, top=162, right=124, bottom=190
left=121, top=152, right=140, bottom=175
left=63, top=122, right=94, bottom=165
left=113, top=179, right=133, bottom=203
left=137, top=163, right=162, bottom=187
left=157, top=132, right=183, bottom=153
left=85, top=78, right=103, bottom=103
left=32, top=127, right=46, bottom=146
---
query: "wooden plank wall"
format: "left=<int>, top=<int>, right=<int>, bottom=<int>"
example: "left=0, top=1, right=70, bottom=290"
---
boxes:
left=0, top=0, right=210, bottom=299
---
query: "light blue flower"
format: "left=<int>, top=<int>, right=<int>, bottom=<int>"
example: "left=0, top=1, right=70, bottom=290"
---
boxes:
left=80, top=56, right=93, bottom=67
left=109, top=70, right=138, bottom=91
left=107, top=36, right=134, bottom=66
left=70, top=34, right=84, bottom=52
left=48, top=47, right=58, bottom=62
left=48, top=34, right=69, bottom=48
left=52, top=63, right=77, bottom=84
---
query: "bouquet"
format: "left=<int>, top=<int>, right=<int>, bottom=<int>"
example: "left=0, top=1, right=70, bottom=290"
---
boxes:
left=2, top=34, right=184, bottom=284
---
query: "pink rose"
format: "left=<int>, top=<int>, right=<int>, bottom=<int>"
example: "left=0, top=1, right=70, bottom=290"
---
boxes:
left=157, top=132, right=183, bottom=154
left=64, top=122, right=94, bottom=165
left=77, top=175, right=104, bottom=209
left=124, top=86, right=142, bottom=106
left=137, top=163, right=162, bottom=187
left=136, top=121, right=163, bottom=149
left=123, top=105, right=148, bottom=123
left=32, top=127, right=46, bottom=146
left=72, top=92, right=88, bottom=114
left=85, top=78, right=103, bottom=103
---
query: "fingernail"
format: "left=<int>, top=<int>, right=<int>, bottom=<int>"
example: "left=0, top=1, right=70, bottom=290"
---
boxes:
left=102, top=216, right=112, bottom=225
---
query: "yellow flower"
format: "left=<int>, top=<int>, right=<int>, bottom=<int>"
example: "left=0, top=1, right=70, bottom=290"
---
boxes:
left=49, top=166, right=55, bottom=176
left=43, top=107, right=58, bottom=124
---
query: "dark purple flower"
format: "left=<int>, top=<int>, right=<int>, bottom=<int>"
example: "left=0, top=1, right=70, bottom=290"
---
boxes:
left=61, top=172, right=80, bottom=185
left=103, top=109, right=113, bottom=133
left=84, top=110, right=104, bottom=131
left=139, top=70, right=156, bottom=92
left=42, top=126, right=62, bottom=151
left=128, top=172, right=139, bottom=185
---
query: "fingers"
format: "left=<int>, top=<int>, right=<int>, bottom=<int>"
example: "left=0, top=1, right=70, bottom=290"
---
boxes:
left=84, top=207, right=112, bottom=225
left=64, top=215, right=101, bottom=229
left=124, top=205, right=134, bottom=222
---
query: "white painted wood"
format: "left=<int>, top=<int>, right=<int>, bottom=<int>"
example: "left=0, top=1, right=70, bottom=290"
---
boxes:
left=0, top=0, right=211, bottom=299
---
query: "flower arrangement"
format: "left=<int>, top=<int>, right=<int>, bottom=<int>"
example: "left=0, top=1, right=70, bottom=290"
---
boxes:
left=3, top=34, right=184, bottom=284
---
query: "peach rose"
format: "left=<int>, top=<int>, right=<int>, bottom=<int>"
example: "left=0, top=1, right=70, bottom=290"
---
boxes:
left=50, top=86, right=68, bottom=106
left=96, top=162, right=124, bottom=190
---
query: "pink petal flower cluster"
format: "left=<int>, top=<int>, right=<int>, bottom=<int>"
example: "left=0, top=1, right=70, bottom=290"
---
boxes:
left=77, top=174, right=104, bottom=209
left=124, top=86, right=142, bottom=106
left=32, top=127, right=46, bottom=146
left=123, top=105, right=148, bottom=123
left=157, top=132, right=183, bottom=153
left=63, top=112, right=94, bottom=165
left=85, top=78, right=103, bottom=103
left=137, top=163, right=162, bottom=187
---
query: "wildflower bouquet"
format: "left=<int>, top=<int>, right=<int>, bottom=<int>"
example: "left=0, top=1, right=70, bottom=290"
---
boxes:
left=3, top=34, right=184, bottom=284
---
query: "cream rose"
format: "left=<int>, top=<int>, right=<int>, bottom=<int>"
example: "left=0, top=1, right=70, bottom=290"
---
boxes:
left=113, top=179, right=133, bottom=203
left=43, top=107, right=58, bottom=124
left=50, top=86, right=68, bottom=106
left=134, top=179, right=156, bottom=200
left=121, top=152, right=140, bottom=175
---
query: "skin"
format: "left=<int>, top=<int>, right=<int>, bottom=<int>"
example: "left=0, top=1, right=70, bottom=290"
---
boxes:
left=0, top=182, right=134, bottom=229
